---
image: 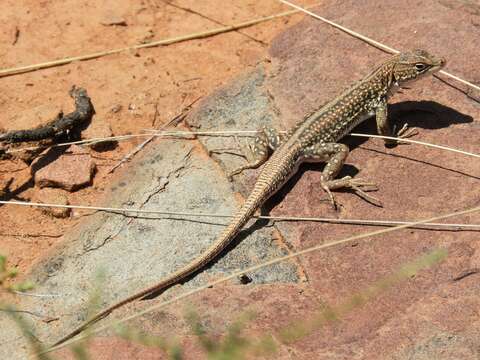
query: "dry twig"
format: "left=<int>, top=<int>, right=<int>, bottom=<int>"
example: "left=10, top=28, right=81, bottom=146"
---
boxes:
left=0, top=87, right=94, bottom=145
left=107, top=97, right=201, bottom=174
left=278, top=0, right=480, bottom=95
left=0, top=200, right=478, bottom=231
left=41, top=204, right=480, bottom=355
left=0, top=6, right=318, bottom=78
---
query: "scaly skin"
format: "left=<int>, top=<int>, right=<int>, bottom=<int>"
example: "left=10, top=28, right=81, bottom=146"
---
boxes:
left=53, top=49, right=445, bottom=347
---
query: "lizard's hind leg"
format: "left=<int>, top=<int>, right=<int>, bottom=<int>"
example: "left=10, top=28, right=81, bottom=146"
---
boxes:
left=302, top=142, right=381, bottom=208
left=228, top=126, right=283, bottom=179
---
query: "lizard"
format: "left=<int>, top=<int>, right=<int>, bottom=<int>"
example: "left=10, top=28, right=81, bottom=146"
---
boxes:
left=53, top=49, right=445, bottom=346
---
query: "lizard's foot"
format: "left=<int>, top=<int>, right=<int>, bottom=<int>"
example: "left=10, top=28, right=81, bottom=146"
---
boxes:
left=347, top=178, right=382, bottom=207
left=385, top=123, right=419, bottom=147
left=322, top=176, right=382, bottom=208
left=395, top=123, right=419, bottom=142
left=228, top=134, right=271, bottom=180
left=320, top=180, right=338, bottom=209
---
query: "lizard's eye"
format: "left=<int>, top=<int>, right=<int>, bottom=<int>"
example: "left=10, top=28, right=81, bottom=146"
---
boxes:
left=415, top=63, right=427, bottom=71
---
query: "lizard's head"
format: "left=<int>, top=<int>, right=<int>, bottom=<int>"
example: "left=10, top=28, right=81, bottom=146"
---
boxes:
left=392, top=49, right=446, bottom=85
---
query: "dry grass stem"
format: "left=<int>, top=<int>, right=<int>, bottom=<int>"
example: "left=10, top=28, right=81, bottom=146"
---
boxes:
left=40, top=204, right=480, bottom=356
left=107, top=97, right=201, bottom=174
left=0, top=6, right=318, bottom=78
left=279, top=0, right=480, bottom=93
left=5, top=130, right=479, bottom=160
left=1, top=200, right=478, bottom=231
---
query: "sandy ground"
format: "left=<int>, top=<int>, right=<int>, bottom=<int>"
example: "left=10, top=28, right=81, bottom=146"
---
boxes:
left=0, top=0, right=313, bottom=272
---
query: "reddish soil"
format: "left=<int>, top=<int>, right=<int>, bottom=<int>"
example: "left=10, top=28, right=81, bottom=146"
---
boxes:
left=0, top=0, right=313, bottom=272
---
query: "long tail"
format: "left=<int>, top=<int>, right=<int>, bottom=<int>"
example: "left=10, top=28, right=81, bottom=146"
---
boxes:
left=52, top=169, right=281, bottom=347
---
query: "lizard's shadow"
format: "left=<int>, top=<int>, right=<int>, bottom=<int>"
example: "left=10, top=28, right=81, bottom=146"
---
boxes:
left=264, top=100, right=474, bottom=209
left=390, top=100, right=472, bottom=129
left=345, top=100, right=473, bottom=150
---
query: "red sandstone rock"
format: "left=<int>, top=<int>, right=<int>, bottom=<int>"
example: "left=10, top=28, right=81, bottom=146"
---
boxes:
left=82, top=119, right=117, bottom=151
left=33, top=145, right=96, bottom=191
left=33, top=187, right=71, bottom=218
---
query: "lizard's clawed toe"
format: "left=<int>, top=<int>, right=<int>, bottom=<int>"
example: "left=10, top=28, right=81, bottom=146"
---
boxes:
left=351, top=185, right=383, bottom=207
left=346, top=177, right=382, bottom=206
left=349, top=178, right=379, bottom=191
left=321, top=176, right=382, bottom=207
left=385, top=123, right=419, bottom=147
left=396, top=123, right=418, bottom=140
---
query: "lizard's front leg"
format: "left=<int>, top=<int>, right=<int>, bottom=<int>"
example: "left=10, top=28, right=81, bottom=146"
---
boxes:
left=302, top=142, right=380, bottom=208
left=376, top=98, right=417, bottom=147
left=228, top=126, right=284, bottom=179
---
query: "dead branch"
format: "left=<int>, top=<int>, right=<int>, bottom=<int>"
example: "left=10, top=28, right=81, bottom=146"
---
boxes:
left=0, top=86, right=94, bottom=144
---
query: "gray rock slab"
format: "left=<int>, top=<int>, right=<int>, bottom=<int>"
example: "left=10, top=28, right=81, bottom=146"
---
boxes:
left=0, top=68, right=301, bottom=358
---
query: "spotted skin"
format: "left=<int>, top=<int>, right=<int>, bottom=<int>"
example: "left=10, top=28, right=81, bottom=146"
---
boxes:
left=53, top=50, right=446, bottom=347
left=228, top=126, right=284, bottom=178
